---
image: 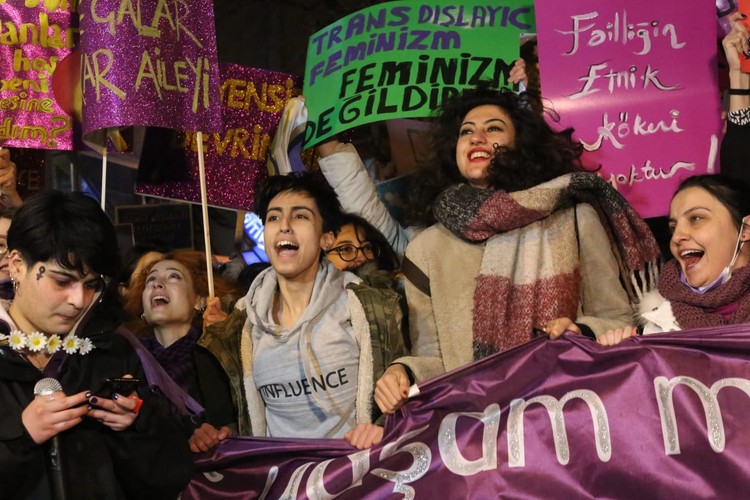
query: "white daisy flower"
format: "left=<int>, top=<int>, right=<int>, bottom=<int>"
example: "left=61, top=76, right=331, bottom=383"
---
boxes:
left=27, top=332, right=46, bottom=352
left=62, top=334, right=80, bottom=354
left=79, top=338, right=94, bottom=355
left=9, top=331, right=26, bottom=350
left=46, top=335, right=62, bottom=354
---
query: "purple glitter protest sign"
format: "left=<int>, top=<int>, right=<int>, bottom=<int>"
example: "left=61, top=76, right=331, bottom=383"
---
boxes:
left=135, top=63, right=301, bottom=211
left=78, top=0, right=222, bottom=135
left=0, top=2, right=76, bottom=150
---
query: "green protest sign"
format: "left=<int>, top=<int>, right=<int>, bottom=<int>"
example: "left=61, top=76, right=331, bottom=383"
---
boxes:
left=303, top=1, right=535, bottom=146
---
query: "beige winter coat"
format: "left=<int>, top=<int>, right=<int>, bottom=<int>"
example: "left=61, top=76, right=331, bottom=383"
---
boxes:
left=396, top=203, right=632, bottom=383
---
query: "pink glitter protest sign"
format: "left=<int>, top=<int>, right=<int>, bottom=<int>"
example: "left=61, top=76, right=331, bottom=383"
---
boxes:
left=0, top=2, right=77, bottom=150
left=134, top=63, right=301, bottom=211
left=536, top=0, right=723, bottom=218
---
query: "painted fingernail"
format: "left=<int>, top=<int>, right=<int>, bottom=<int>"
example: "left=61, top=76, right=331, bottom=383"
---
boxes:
left=87, top=405, right=93, bottom=411
left=112, top=394, right=119, bottom=400
left=89, top=397, right=98, bottom=404
left=85, top=391, right=92, bottom=398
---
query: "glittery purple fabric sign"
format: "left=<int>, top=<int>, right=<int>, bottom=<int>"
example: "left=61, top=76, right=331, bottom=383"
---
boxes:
left=78, top=0, right=221, bottom=136
left=0, top=2, right=76, bottom=150
left=184, top=325, right=750, bottom=498
left=134, top=63, right=300, bottom=211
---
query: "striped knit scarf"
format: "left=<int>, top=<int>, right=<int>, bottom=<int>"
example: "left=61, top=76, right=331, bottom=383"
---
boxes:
left=658, top=260, right=750, bottom=328
left=433, top=173, right=660, bottom=358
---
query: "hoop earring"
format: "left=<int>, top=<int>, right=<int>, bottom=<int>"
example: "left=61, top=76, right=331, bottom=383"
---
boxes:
left=140, top=312, right=146, bottom=320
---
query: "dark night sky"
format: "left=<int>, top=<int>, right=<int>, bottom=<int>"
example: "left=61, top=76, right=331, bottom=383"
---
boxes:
left=214, top=1, right=384, bottom=77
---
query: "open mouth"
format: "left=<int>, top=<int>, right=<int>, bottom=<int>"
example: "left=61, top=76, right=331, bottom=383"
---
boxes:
left=151, top=294, right=170, bottom=306
left=275, top=240, right=299, bottom=255
left=680, top=249, right=704, bottom=269
left=469, top=151, right=491, bottom=160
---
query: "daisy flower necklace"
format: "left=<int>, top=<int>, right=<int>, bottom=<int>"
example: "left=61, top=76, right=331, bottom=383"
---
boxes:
left=0, top=305, right=95, bottom=368
left=0, top=329, right=95, bottom=356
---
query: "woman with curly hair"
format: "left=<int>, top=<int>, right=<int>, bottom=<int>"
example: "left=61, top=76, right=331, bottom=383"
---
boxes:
left=375, top=84, right=661, bottom=413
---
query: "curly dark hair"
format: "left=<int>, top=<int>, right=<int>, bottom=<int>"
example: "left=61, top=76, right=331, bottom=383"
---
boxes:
left=406, top=83, right=587, bottom=227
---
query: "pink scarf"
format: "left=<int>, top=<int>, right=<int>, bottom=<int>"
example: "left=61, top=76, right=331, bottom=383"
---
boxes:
left=434, top=173, right=660, bottom=358
left=658, top=260, right=750, bottom=329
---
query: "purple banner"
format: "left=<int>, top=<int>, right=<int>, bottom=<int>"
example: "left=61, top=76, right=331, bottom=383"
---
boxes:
left=134, top=63, right=301, bottom=211
left=0, top=2, right=76, bottom=150
left=535, top=0, right=723, bottom=219
left=184, top=325, right=750, bottom=498
left=78, top=0, right=222, bottom=136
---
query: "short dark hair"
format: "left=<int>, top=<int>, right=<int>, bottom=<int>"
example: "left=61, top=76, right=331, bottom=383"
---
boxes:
left=254, top=172, right=342, bottom=233
left=8, top=190, right=120, bottom=278
left=674, top=174, right=750, bottom=229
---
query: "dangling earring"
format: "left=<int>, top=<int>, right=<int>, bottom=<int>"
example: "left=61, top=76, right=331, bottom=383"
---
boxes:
left=10, top=276, right=18, bottom=292
left=197, top=298, right=206, bottom=315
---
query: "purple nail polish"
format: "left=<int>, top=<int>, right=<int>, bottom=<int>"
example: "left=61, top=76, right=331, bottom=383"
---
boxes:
left=85, top=391, right=92, bottom=398
left=112, top=394, right=119, bottom=400
left=89, top=397, right=98, bottom=404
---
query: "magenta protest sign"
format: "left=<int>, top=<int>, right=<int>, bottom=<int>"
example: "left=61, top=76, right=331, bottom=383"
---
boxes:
left=134, top=63, right=300, bottom=211
left=78, top=0, right=222, bottom=136
left=0, top=1, right=76, bottom=149
left=184, top=325, right=750, bottom=498
left=535, top=0, right=723, bottom=218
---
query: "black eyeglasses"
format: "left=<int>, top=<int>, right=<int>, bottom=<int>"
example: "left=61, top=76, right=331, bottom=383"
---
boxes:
left=325, top=243, right=379, bottom=262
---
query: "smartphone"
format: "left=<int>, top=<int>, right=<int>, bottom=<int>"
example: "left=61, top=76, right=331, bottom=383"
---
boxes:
left=97, top=377, right=141, bottom=398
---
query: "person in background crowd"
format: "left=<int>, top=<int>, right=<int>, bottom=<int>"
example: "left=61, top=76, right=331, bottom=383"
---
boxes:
left=0, top=148, right=23, bottom=209
left=0, top=190, right=192, bottom=499
left=326, top=213, right=407, bottom=348
left=598, top=175, right=750, bottom=345
left=375, top=84, right=660, bottom=415
left=235, top=261, right=272, bottom=293
left=204, top=173, right=407, bottom=450
left=0, top=207, right=18, bottom=307
left=116, top=245, right=166, bottom=301
left=719, top=11, right=750, bottom=182
left=325, top=213, right=399, bottom=274
left=124, top=250, right=239, bottom=453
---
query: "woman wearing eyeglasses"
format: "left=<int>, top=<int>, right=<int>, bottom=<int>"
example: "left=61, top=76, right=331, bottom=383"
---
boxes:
left=325, top=213, right=399, bottom=274
left=0, top=207, right=17, bottom=308
left=325, top=214, right=410, bottom=355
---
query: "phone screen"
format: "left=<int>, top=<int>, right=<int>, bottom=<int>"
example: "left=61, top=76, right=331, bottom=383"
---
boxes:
left=97, top=377, right=141, bottom=398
